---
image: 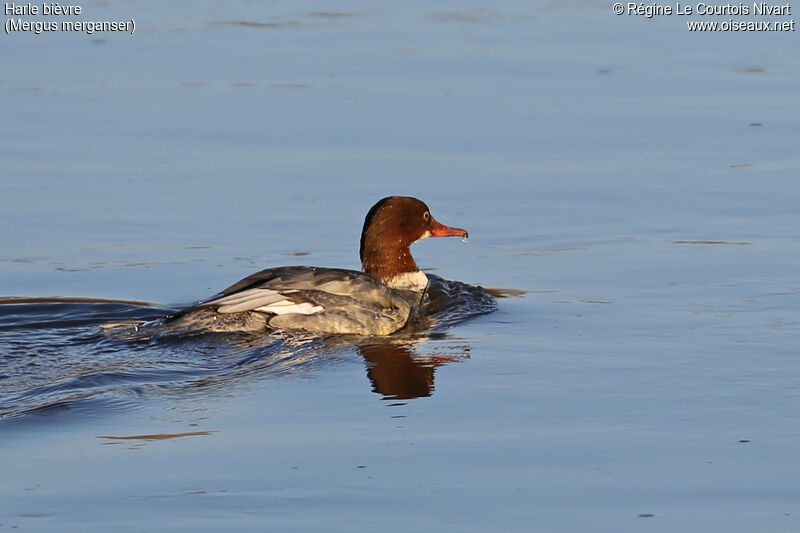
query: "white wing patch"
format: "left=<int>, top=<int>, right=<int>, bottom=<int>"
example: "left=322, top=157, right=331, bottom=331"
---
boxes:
left=210, top=288, right=323, bottom=315
left=256, top=301, right=323, bottom=315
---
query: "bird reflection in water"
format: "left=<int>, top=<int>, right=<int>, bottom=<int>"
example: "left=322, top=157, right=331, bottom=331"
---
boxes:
left=346, top=274, right=491, bottom=400
left=356, top=341, right=470, bottom=400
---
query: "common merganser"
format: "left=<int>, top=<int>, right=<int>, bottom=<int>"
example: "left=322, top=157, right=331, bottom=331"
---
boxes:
left=164, top=196, right=469, bottom=336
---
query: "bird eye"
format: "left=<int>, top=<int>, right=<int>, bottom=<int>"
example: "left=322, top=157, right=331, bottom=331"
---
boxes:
left=423, top=211, right=430, bottom=221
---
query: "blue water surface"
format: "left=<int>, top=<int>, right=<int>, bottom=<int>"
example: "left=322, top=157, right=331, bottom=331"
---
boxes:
left=2, top=0, right=800, bottom=531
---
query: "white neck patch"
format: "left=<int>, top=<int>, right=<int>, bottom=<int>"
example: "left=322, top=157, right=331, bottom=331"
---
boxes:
left=386, top=270, right=429, bottom=292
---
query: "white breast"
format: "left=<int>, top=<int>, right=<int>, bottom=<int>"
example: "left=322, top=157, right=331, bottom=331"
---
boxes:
left=385, top=270, right=429, bottom=292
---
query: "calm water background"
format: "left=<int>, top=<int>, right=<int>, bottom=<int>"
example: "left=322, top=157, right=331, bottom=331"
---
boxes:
left=2, top=0, right=800, bottom=531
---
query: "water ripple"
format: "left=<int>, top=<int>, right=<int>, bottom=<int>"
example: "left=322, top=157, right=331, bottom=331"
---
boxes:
left=0, top=276, right=496, bottom=421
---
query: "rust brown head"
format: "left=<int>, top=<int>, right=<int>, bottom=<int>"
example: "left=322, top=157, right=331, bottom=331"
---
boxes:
left=359, top=196, right=468, bottom=284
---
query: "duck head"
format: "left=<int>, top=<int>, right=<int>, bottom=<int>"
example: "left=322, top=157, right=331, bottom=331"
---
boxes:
left=359, top=196, right=468, bottom=289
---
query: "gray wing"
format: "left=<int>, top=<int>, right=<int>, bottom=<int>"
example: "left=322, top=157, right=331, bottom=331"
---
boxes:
left=170, top=267, right=415, bottom=335
left=198, top=267, right=394, bottom=312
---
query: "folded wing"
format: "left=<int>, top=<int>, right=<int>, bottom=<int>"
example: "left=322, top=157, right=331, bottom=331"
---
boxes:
left=167, top=266, right=418, bottom=335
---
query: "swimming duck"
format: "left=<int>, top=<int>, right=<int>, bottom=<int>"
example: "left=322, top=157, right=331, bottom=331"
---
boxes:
left=164, top=196, right=468, bottom=335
